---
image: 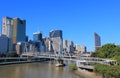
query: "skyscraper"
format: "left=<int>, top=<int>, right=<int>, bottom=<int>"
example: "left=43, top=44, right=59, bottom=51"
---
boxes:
left=75, top=44, right=86, bottom=53
left=2, top=16, right=26, bottom=51
left=50, top=30, right=62, bottom=39
left=49, top=30, right=63, bottom=53
left=12, top=18, right=26, bottom=43
left=2, top=17, right=13, bottom=51
left=2, top=17, right=13, bottom=38
left=33, top=32, right=42, bottom=41
left=94, top=32, right=101, bottom=51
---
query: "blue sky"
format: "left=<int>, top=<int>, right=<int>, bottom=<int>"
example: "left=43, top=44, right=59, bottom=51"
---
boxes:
left=0, top=0, right=120, bottom=51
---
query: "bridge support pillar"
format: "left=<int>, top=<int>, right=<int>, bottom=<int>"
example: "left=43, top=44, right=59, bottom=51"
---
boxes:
left=55, top=58, right=65, bottom=67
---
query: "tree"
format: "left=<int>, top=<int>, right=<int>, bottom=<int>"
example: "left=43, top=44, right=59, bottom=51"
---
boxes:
left=97, top=43, right=116, bottom=58
left=94, top=43, right=120, bottom=78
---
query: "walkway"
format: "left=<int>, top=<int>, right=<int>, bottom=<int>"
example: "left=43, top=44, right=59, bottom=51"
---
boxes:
left=21, top=52, right=117, bottom=70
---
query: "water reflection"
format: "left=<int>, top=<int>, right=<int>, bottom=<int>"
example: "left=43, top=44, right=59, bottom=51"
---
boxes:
left=0, top=62, right=80, bottom=78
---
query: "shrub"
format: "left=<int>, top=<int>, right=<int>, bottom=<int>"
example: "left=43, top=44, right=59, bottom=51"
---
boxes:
left=69, top=64, right=77, bottom=71
left=94, top=64, right=120, bottom=78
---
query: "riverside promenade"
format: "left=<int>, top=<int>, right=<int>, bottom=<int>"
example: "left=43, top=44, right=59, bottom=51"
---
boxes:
left=0, top=57, right=42, bottom=65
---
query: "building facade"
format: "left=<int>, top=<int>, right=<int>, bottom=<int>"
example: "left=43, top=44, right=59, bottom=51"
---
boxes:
left=94, top=32, right=101, bottom=51
left=16, top=42, right=30, bottom=54
left=43, top=38, right=54, bottom=52
left=2, top=17, right=13, bottom=51
left=12, top=18, right=26, bottom=43
left=50, top=37, right=63, bottom=53
left=50, top=30, right=62, bottom=39
left=16, top=42, right=22, bottom=55
left=75, top=44, right=86, bottom=54
left=2, top=17, right=26, bottom=52
left=63, top=40, right=74, bottom=53
left=50, top=30, right=63, bottom=54
left=33, top=32, right=42, bottom=41
left=0, top=35, right=9, bottom=54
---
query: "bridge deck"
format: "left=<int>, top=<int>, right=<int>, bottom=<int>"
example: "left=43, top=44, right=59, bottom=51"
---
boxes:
left=21, top=52, right=117, bottom=69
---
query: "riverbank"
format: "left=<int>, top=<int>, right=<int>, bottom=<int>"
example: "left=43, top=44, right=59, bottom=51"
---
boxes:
left=0, top=60, right=41, bottom=65
left=0, top=57, right=50, bottom=65
left=74, top=68, right=102, bottom=78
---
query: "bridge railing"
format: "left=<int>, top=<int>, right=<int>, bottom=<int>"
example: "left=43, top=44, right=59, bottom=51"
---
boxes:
left=21, top=52, right=117, bottom=66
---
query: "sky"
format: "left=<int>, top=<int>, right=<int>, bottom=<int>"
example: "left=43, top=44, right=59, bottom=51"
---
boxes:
left=0, top=0, right=120, bottom=51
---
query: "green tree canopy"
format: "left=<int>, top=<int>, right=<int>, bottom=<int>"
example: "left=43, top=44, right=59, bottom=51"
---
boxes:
left=97, top=43, right=116, bottom=58
left=93, top=43, right=120, bottom=65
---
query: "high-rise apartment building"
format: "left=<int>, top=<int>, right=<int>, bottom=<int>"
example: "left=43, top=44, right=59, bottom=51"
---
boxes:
left=2, top=16, right=26, bottom=51
left=94, top=32, right=101, bottom=51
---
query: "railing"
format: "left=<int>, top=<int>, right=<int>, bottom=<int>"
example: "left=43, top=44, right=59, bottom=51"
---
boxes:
left=21, top=52, right=117, bottom=68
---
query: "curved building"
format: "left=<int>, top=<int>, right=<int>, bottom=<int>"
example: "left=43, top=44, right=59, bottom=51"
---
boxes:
left=50, top=30, right=62, bottom=39
left=49, top=30, right=63, bottom=53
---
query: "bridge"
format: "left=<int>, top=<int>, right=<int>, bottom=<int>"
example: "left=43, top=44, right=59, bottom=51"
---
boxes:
left=21, top=52, right=117, bottom=70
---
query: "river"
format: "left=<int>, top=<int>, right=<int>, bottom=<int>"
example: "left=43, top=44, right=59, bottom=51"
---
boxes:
left=0, top=61, right=81, bottom=78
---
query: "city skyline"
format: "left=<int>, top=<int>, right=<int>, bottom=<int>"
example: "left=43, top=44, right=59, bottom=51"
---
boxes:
left=0, top=0, right=120, bottom=51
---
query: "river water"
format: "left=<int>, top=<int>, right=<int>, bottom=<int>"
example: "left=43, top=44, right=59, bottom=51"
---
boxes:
left=0, top=61, right=81, bottom=78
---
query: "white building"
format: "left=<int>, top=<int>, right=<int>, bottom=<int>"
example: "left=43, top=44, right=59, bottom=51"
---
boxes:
left=51, top=37, right=63, bottom=54
left=75, top=44, right=86, bottom=53
left=43, top=38, right=53, bottom=52
left=63, top=40, right=74, bottom=53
